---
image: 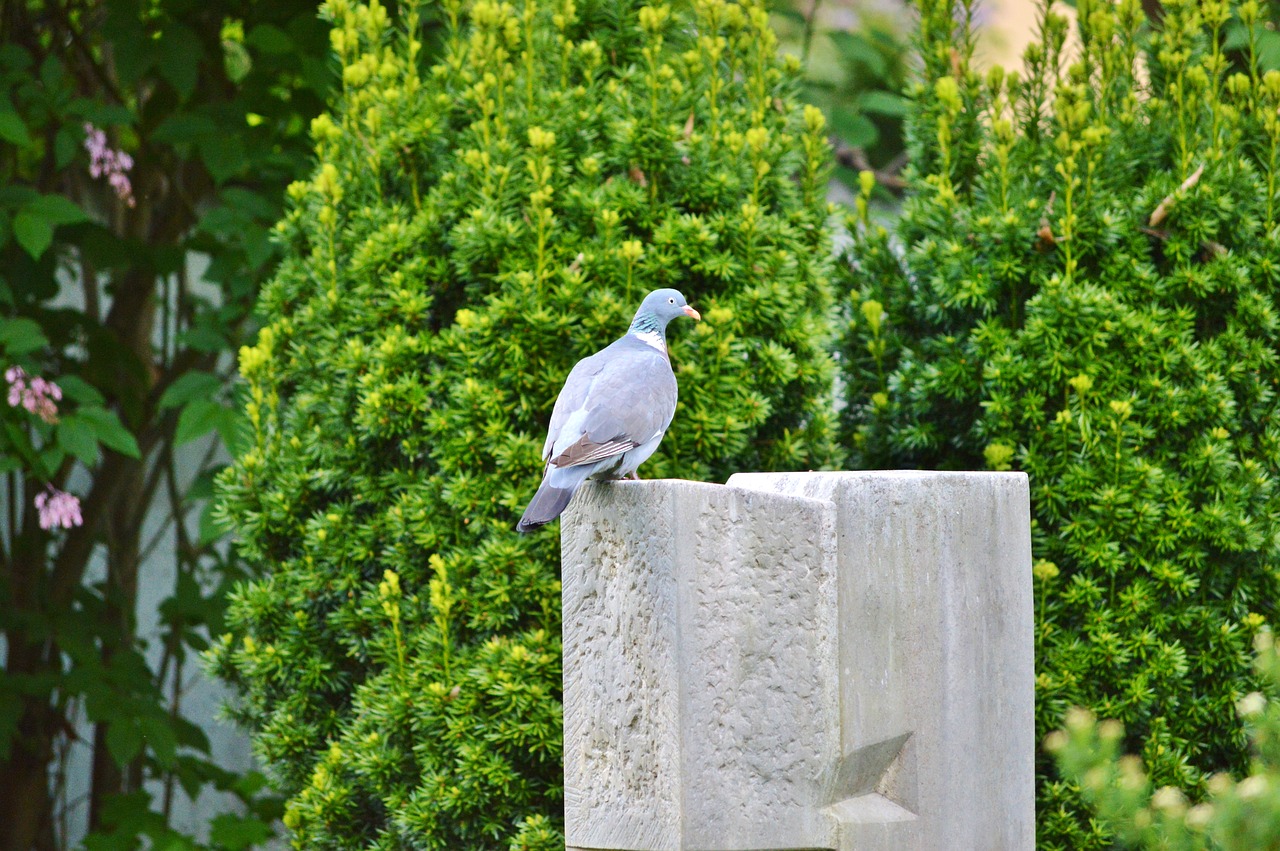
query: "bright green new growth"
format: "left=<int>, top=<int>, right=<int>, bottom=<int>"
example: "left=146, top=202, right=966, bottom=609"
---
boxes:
left=1049, top=631, right=1280, bottom=851
left=209, top=0, right=837, bottom=845
left=841, top=0, right=1280, bottom=846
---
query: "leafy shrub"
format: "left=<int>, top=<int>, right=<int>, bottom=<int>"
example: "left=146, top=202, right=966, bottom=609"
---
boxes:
left=839, top=0, right=1280, bottom=846
left=0, top=0, right=331, bottom=846
left=1048, top=631, right=1280, bottom=851
left=771, top=2, right=911, bottom=190
left=209, top=0, right=837, bottom=846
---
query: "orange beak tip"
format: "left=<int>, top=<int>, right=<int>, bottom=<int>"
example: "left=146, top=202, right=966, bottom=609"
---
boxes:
left=684, top=305, right=701, bottom=321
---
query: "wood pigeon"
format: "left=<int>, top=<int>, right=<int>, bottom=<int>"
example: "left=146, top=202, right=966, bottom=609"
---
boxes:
left=517, top=288, right=700, bottom=533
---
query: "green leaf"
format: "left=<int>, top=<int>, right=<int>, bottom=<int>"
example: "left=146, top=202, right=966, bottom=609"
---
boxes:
left=187, top=465, right=223, bottom=500
left=230, top=770, right=269, bottom=798
left=176, top=322, right=228, bottom=353
left=57, top=375, right=105, bottom=406
left=38, top=445, right=66, bottom=476
left=219, top=186, right=278, bottom=221
left=215, top=408, right=246, bottom=456
left=0, top=44, right=33, bottom=72
left=246, top=24, right=295, bottom=54
left=54, top=127, right=78, bottom=169
left=0, top=317, right=48, bottom=355
left=199, top=134, right=247, bottom=184
left=1260, top=30, right=1280, bottom=72
left=171, top=715, right=210, bottom=753
left=138, top=714, right=178, bottom=767
left=29, top=194, right=89, bottom=226
left=0, top=111, right=31, bottom=147
left=209, top=814, right=273, bottom=850
left=173, top=396, right=241, bottom=451
left=174, top=399, right=224, bottom=446
left=156, top=836, right=197, bottom=851
left=829, top=31, right=887, bottom=78
left=830, top=105, right=878, bottom=148
left=224, top=39, right=252, bottom=83
left=106, top=719, right=143, bottom=765
left=78, top=406, right=142, bottom=458
left=159, top=371, right=222, bottom=409
left=73, top=100, right=134, bottom=127
left=859, top=90, right=909, bottom=118
left=13, top=211, right=52, bottom=258
left=1224, top=21, right=1250, bottom=52
left=57, top=415, right=100, bottom=465
left=0, top=184, right=38, bottom=206
left=0, top=687, right=21, bottom=760
left=152, top=112, right=218, bottom=145
left=156, top=23, right=200, bottom=100
left=199, top=499, right=232, bottom=545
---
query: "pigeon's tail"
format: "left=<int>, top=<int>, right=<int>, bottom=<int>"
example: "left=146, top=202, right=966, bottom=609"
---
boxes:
left=516, top=479, right=578, bottom=533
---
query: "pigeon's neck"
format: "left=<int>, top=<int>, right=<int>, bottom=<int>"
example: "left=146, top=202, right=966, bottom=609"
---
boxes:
left=628, top=312, right=667, bottom=353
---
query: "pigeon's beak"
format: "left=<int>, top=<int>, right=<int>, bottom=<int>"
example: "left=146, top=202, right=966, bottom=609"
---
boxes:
left=683, top=305, right=701, bottom=321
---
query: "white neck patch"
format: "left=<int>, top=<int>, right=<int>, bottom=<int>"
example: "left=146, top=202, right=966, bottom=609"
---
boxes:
left=634, top=329, right=666, bottom=352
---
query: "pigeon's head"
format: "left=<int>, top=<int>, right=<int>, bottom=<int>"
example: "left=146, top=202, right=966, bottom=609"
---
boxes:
left=636, top=288, right=701, bottom=329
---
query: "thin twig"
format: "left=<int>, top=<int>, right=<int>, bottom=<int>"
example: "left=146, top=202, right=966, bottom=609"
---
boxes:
left=137, top=435, right=221, bottom=565
left=50, top=0, right=128, bottom=106
left=833, top=142, right=908, bottom=190
left=1149, top=163, right=1204, bottom=227
left=801, top=0, right=824, bottom=67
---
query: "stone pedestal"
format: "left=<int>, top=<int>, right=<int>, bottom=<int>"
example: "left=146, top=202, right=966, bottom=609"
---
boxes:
left=560, top=472, right=1033, bottom=851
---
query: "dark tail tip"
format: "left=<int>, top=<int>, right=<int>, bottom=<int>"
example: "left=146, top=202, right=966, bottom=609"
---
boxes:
left=517, top=484, right=575, bottom=534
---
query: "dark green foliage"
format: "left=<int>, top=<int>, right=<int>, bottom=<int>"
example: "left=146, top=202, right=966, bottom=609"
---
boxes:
left=839, top=0, right=1280, bottom=846
left=1049, top=631, right=1280, bottom=850
left=209, top=0, right=837, bottom=845
left=0, top=1, right=332, bottom=847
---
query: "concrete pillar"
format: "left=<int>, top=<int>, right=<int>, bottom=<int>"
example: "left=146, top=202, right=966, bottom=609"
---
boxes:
left=560, top=472, right=1033, bottom=851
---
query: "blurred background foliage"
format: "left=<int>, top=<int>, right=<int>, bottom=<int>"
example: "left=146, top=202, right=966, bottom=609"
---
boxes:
left=772, top=0, right=911, bottom=193
left=0, top=0, right=333, bottom=847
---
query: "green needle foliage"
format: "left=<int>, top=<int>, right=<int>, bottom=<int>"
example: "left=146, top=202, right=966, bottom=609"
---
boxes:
left=1048, top=631, right=1280, bottom=851
left=840, top=0, right=1280, bottom=846
left=209, top=0, right=837, bottom=846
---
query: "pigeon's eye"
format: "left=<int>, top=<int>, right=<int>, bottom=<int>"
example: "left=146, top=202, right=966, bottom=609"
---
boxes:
left=668, top=298, right=675, bottom=304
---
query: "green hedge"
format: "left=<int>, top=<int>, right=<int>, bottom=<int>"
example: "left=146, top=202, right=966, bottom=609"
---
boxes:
left=208, top=0, right=837, bottom=846
left=840, top=0, right=1280, bottom=846
left=1050, top=631, right=1280, bottom=850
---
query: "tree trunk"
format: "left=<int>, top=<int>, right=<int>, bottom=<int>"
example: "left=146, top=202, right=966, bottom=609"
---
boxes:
left=87, top=449, right=148, bottom=832
left=1, top=525, right=62, bottom=851
left=0, top=679, right=60, bottom=850
left=88, top=250, right=157, bottom=831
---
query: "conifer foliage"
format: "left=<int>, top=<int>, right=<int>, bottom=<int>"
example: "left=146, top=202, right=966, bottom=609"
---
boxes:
left=209, top=0, right=836, bottom=845
left=840, top=0, right=1280, bottom=846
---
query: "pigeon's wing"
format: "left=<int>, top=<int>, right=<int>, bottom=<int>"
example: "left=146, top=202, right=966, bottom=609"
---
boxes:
left=541, top=347, right=612, bottom=461
left=547, top=340, right=677, bottom=469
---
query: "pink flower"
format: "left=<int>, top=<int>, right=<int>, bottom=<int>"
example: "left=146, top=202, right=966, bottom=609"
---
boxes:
left=83, top=123, right=136, bottom=207
left=5, top=366, right=61, bottom=424
left=35, top=486, right=83, bottom=530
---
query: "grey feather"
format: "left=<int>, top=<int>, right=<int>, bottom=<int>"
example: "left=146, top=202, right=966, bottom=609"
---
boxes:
left=518, top=288, right=699, bottom=533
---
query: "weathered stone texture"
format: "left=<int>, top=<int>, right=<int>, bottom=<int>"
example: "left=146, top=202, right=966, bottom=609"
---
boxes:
left=562, top=472, right=1033, bottom=851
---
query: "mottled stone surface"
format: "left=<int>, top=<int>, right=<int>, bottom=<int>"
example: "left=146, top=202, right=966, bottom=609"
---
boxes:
left=561, top=472, right=1033, bottom=851
left=562, top=480, right=839, bottom=850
